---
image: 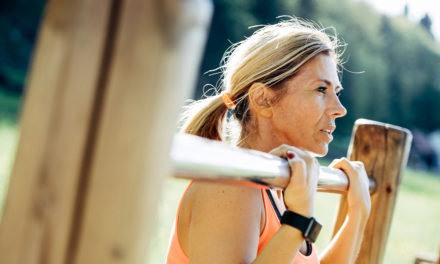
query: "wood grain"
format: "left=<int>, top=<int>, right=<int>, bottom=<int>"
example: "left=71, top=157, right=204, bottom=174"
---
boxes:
left=71, top=0, right=212, bottom=263
left=331, top=119, right=413, bottom=264
left=0, top=1, right=112, bottom=263
left=0, top=0, right=212, bottom=263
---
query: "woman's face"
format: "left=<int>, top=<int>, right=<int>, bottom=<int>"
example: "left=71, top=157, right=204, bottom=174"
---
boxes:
left=269, top=54, right=346, bottom=156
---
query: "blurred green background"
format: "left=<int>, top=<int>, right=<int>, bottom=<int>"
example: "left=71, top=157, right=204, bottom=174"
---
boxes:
left=0, top=0, right=439, bottom=263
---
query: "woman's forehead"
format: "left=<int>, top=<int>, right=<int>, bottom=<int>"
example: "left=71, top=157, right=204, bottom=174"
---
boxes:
left=293, top=55, right=340, bottom=87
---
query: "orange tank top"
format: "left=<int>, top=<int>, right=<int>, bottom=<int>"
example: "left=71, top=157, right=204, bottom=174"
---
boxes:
left=166, top=181, right=320, bottom=264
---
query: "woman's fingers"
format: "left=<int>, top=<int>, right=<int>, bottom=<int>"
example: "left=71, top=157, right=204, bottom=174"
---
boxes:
left=269, top=144, right=310, bottom=160
left=269, top=145, right=313, bottom=185
left=286, top=152, right=307, bottom=186
left=331, top=158, right=368, bottom=186
left=270, top=145, right=317, bottom=187
left=269, top=144, right=319, bottom=217
left=328, top=157, right=342, bottom=168
left=330, top=157, right=371, bottom=216
left=331, top=157, right=356, bottom=175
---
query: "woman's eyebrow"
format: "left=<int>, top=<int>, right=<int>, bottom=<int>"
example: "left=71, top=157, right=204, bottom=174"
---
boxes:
left=318, top=79, right=342, bottom=90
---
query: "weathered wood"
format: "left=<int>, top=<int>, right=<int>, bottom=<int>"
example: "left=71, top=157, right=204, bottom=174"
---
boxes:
left=331, top=119, right=413, bottom=264
left=0, top=1, right=112, bottom=263
left=0, top=0, right=212, bottom=263
left=71, top=0, right=213, bottom=263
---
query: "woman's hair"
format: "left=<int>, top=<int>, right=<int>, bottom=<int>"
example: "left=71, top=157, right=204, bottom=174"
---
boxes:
left=180, top=17, right=344, bottom=142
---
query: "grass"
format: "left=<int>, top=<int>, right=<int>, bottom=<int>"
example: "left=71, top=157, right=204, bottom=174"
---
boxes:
left=0, top=123, right=439, bottom=264
left=384, top=168, right=440, bottom=263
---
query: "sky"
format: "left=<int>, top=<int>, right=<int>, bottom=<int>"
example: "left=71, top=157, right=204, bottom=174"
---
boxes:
left=360, top=0, right=440, bottom=41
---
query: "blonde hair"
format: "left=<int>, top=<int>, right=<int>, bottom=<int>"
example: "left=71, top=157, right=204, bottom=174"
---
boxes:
left=180, top=17, right=343, bottom=141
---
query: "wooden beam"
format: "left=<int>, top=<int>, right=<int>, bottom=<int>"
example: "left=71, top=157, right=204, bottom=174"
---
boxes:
left=71, top=0, right=213, bottom=263
left=0, top=1, right=113, bottom=263
left=331, top=119, right=413, bottom=264
left=0, top=0, right=212, bottom=263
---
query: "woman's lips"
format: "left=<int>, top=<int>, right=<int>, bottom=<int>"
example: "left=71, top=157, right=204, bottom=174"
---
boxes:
left=320, top=129, right=334, bottom=142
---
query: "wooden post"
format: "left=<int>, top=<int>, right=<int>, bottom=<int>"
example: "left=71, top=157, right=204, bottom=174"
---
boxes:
left=331, top=119, right=413, bottom=264
left=0, top=1, right=114, bottom=263
left=0, top=0, right=212, bottom=263
left=72, top=1, right=212, bottom=263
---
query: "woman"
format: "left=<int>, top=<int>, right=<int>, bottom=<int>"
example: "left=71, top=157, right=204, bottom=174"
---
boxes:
left=167, top=18, right=371, bottom=264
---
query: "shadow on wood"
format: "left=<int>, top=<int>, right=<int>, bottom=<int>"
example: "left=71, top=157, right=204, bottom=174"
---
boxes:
left=332, top=119, right=413, bottom=264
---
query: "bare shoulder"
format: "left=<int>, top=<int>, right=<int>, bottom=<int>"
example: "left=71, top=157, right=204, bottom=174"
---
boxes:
left=183, top=180, right=263, bottom=229
left=191, top=180, right=263, bottom=207
left=179, top=180, right=264, bottom=263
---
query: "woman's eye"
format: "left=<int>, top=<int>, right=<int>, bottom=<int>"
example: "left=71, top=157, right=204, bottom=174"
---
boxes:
left=316, top=86, right=327, bottom=93
left=336, top=90, right=343, bottom=97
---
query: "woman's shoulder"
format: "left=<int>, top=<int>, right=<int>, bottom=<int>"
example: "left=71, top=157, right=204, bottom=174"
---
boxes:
left=187, top=180, right=264, bottom=209
left=178, top=180, right=265, bottom=261
left=180, top=180, right=265, bottom=227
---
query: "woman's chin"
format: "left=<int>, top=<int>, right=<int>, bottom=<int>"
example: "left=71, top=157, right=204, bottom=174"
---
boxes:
left=309, top=144, right=328, bottom=157
left=290, top=141, right=329, bottom=157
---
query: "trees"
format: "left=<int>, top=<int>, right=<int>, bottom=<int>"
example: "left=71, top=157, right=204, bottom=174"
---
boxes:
left=0, top=0, right=45, bottom=95
left=196, top=0, right=440, bottom=140
left=1, top=0, right=440, bottom=137
left=420, top=14, right=433, bottom=36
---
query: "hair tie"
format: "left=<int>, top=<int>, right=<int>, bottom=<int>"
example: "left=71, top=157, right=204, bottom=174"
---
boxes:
left=222, top=92, right=236, bottom=109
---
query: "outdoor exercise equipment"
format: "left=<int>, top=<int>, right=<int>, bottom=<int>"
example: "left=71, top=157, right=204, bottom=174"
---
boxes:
left=0, top=0, right=414, bottom=263
left=170, top=119, right=413, bottom=264
left=171, top=130, right=377, bottom=194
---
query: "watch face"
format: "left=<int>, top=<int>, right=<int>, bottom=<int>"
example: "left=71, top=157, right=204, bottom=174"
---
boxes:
left=308, top=221, right=322, bottom=243
left=305, top=218, right=322, bottom=243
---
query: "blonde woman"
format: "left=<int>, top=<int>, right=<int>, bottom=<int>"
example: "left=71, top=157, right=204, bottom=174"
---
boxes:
left=167, top=18, right=371, bottom=264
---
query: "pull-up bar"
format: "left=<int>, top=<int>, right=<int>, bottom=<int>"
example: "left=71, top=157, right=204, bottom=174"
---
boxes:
left=170, top=133, right=376, bottom=194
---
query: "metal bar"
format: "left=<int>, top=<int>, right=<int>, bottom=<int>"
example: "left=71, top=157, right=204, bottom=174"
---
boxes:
left=170, top=133, right=376, bottom=194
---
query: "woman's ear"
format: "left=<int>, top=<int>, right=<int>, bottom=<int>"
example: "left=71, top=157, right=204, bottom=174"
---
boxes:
left=248, top=82, right=274, bottom=118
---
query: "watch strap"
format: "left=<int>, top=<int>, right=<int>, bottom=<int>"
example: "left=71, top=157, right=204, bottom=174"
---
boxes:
left=280, top=210, right=322, bottom=243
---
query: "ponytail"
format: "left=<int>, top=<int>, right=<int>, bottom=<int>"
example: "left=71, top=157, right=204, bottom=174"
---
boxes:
left=180, top=94, right=228, bottom=141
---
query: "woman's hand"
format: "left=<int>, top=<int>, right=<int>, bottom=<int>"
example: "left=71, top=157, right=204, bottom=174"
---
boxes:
left=269, top=145, right=320, bottom=217
left=330, top=158, right=371, bottom=217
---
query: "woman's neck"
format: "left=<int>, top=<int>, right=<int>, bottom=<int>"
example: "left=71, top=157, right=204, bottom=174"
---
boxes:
left=237, top=117, right=282, bottom=152
left=237, top=131, right=278, bottom=153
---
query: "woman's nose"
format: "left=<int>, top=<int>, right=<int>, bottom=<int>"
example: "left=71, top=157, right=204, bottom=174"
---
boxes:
left=327, top=96, right=347, bottom=118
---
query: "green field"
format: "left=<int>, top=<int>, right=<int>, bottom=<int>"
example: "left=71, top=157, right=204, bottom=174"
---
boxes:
left=1, top=123, right=439, bottom=264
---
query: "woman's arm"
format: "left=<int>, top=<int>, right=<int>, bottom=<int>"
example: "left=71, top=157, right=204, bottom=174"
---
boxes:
left=186, top=181, right=305, bottom=264
left=186, top=145, right=319, bottom=264
left=319, top=158, right=371, bottom=264
left=251, top=225, right=305, bottom=264
left=319, top=209, right=368, bottom=263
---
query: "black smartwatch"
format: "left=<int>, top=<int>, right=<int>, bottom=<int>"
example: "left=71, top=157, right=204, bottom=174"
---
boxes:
left=280, top=210, right=322, bottom=243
